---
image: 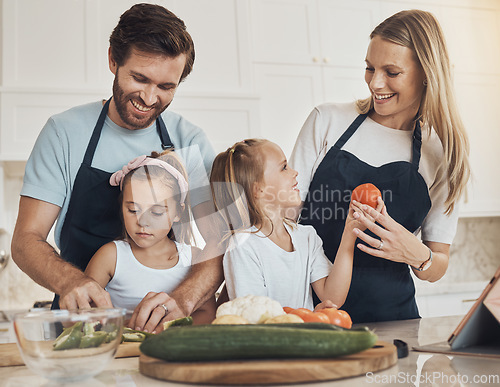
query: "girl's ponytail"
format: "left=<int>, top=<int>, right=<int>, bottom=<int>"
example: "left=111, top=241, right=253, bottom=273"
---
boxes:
left=210, top=139, right=267, bottom=240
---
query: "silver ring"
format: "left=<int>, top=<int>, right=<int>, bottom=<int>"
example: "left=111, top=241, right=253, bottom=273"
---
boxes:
left=377, top=240, right=384, bottom=250
left=159, top=304, right=168, bottom=314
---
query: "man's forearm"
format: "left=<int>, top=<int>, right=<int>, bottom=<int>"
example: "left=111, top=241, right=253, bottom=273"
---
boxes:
left=11, top=232, right=86, bottom=296
left=170, top=254, right=224, bottom=315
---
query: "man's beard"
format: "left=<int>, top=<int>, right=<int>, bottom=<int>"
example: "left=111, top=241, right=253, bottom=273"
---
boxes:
left=112, top=77, right=169, bottom=129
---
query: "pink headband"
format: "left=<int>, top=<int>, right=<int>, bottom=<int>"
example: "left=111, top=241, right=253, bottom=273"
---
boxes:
left=109, top=155, right=188, bottom=204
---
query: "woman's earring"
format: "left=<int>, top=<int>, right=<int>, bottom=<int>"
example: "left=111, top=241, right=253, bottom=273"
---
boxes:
left=423, top=79, right=428, bottom=86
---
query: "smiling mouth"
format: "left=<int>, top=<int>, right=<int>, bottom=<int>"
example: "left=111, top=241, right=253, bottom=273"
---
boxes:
left=131, top=99, right=154, bottom=112
left=374, top=93, right=396, bottom=100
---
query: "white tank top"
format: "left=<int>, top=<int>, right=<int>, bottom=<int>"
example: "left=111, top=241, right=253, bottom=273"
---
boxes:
left=106, top=240, right=192, bottom=311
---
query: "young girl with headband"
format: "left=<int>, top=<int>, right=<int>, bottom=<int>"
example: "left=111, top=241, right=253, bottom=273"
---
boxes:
left=85, top=150, right=215, bottom=328
left=210, top=139, right=365, bottom=310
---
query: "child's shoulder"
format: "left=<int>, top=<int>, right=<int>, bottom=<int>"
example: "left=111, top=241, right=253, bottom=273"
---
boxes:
left=95, top=240, right=120, bottom=256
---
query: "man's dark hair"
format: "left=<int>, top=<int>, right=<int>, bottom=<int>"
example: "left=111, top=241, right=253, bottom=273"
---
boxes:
left=109, top=3, right=195, bottom=82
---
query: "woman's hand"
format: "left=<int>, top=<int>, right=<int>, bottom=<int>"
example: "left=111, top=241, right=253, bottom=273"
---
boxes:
left=352, top=197, right=430, bottom=268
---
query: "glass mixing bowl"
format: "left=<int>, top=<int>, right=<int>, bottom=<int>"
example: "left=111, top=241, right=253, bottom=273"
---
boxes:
left=13, top=308, right=125, bottom=382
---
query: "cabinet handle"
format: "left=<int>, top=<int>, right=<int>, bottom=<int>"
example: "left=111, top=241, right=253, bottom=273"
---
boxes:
left=323, top=57, right=330, bottom=63
left=312, top=56, right=320, bottom=63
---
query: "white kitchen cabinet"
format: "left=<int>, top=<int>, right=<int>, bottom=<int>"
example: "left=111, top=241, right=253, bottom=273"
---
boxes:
left=416, top=291, right=480, bottom=318
left=250, top=0, right=380, bottom=66
left=169, top=93, right=261, bottom=153
left=250, top=0, right=379, bottom=156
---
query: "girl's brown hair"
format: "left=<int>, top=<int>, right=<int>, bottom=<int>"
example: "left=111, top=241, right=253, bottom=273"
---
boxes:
left=356, top=9, right=470, bottom=214
left=211, top=139, right=295, bottom=240
left=120, top=149, right=194, bottom=244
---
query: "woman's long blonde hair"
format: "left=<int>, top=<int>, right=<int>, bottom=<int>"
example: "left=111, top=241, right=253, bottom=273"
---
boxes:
left=356, top=9, right=470, bottom=214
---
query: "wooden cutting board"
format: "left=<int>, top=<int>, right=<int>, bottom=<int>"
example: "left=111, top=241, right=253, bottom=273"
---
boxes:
left=0, top=341, right=141, bottom=367
left=139, top=340, right=397, bottom=385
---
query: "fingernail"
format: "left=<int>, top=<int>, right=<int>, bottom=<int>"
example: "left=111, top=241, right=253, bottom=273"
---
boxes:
left=135, top=327, right=141, bottom=331
left=353, top=228, right=359, bottom=235
left=353, top=212, right=359, bottom=219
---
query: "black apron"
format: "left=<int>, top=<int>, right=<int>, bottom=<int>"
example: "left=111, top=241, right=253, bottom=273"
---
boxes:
left=53, top=98, right=174, bottom=309
left=300, top=114, right=431, bottom=323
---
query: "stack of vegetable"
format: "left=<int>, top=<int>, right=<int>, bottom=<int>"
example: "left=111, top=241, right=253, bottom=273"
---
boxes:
left=140, top=295, right=377, bottom=362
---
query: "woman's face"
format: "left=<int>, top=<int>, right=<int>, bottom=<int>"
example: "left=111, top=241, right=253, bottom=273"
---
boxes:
left=364, top=35, right=426, bottom=130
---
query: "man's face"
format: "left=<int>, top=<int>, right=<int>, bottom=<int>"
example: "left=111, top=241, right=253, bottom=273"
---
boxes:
left=108, top=48, right=186, bottom=130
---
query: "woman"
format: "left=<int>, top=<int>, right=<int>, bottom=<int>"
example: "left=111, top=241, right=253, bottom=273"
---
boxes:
left=289, top=10, right=470, bottom=323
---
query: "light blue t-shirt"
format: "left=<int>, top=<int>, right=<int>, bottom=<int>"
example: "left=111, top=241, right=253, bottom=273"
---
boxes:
left=21, top=101, right=215, bottom=247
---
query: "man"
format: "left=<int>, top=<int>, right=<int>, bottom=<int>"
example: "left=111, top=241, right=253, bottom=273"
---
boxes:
left=11, top=3, right=223, bottom=332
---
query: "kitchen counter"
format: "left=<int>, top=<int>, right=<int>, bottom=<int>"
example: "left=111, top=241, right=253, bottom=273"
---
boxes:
left=1, top=315, right=499, bottom=386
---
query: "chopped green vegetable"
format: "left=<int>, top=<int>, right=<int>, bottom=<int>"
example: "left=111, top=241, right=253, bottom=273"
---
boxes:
left=163, top=316, right=193, bottom=329
left=79, top=331, right=108, bottom=348
left=122, top=332, right=146, bottom=342
left=53, top=329, right=83, bottom=351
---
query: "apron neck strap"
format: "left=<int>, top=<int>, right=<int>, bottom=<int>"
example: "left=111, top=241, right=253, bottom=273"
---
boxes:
left=156, top=114, right=174, bottom=150
left=83, top=98, right=175, bottom=166
left=333, top=113, right=423, bottom=169
left=333, top=114, right=368, bottom=151
left=83, top=98, right=111, bottom=165
left=411, top=120, right=423, bottom=168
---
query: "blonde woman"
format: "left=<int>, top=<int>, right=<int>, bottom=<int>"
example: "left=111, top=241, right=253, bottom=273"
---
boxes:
left=289, top=10, right=470, bottom=323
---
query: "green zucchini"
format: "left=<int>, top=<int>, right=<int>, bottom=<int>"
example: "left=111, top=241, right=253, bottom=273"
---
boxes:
left=140, top=324, right=377, bottom=362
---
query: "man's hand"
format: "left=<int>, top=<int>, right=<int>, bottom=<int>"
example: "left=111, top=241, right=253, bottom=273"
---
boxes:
left=59, top=277, right=113, bottom=310
left=128, top=292, right=186, bottom=333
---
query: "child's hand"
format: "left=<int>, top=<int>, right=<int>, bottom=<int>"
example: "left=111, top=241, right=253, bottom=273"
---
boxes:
left=313, top=300, right=338, bottom=312
left=348, top=197, right=385, bottom=232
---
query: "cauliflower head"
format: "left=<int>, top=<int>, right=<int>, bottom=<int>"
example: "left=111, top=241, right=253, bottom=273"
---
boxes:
left=216, top=295, right=285, bottom=324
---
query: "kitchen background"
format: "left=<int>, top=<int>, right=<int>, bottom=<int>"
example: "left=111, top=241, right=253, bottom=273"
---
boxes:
left=0, top=0, right=499, bottom=317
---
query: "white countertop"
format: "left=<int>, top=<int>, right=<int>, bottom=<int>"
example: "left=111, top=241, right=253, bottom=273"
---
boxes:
left=1, top=315, right=499, bottom=386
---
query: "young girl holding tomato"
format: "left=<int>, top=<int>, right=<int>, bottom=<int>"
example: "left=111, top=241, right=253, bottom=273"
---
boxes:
left=85, top=150, right=215, bottom=327
left=210, top=139, right=365, bottom=311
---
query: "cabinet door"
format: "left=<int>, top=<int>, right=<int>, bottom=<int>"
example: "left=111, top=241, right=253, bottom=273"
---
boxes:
left=455, top=74, right=500, bottom=217
left=250, top=0, right=321, bottom=65
left=253, top=64, right=323, bottom=157
left=317, top=0, right=381, bottom=68
left=443, top=7, right=500, bottom=216
left=322, top=67, right=369, bottom=103
left=170, top=0, right=252, bottom=93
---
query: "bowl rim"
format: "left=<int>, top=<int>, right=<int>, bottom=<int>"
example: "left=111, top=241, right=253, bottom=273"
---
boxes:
left=13, top=307, right=126, bottom=322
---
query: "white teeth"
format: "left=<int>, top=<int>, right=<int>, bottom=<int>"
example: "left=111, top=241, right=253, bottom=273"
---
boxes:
left=131, top=100, right=153, bottom=112
left=374, top=93, right=395, bottom=100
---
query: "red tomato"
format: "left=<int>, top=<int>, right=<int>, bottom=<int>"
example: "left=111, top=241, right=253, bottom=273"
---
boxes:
left=351, top=183, right=381, bottom=209
left=317, top=308, right=353, bottom=329
left=289, top=308, right=330, bottom=323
